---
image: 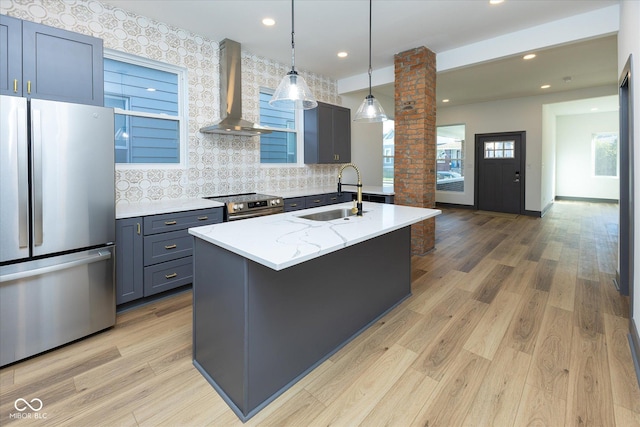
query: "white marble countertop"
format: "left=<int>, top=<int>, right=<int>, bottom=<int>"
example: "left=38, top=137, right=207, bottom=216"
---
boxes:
left=116, top=198, right=224, bottom=219
left=189, top=202, right=440, bottom=271
left=272, top=186, right=394, bottom=198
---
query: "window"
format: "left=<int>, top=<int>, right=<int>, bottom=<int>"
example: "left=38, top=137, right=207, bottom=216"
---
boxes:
left=484, top=141, right=515, bottom=159
left=104, top=51, right=187, bottom=165
left=383, top=120, right=394, bottom=187
left=592, top=132, right=618, bottom=177
left=437, top=124, right=465, bottom=192
left=259, top=88, right=300, bottom=164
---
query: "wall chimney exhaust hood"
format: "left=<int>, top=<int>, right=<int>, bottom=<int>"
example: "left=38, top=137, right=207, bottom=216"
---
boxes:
left=200, top=39, right=272, bottom=136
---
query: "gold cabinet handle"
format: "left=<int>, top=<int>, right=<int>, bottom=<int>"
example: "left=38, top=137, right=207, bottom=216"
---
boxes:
left=165, top=273, right=177, bottom=279
left=313, top=199, right=321, bottom=203
left=164, top=220, right=177, bottom=225
left=13, top=79, right=18, bottom=93
left=330, top=197, right=337, bottom=201
left=290, top=203, right=298, bottom=207
left=164, top=244, right=177, bottom=250
left=27, top=81, right=31, bottom=94
left=136, top=223, right=141, bottom=235
left=197, top=216, right=208, bottom=221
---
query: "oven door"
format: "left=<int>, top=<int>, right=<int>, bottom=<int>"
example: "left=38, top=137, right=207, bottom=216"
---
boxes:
left=227, top=207, right=284, bottom=221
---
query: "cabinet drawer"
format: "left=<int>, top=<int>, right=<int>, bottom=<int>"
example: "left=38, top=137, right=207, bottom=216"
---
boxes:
left=143, top=229, right=193, bottom=266
left=143, top=208, right=222, bottom=235
left=144, top=257, right=193, bottom=297
left=326, top=193, right=341, bottom=204
left=305, top=195, right=328, bottom=207
left=283, top=197, right=306, bottom=212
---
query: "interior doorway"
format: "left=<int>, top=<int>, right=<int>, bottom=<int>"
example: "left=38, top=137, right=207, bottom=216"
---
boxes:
left=474, top=131, right=526, bottom=214
left=618, top=55, right=634, bottom=298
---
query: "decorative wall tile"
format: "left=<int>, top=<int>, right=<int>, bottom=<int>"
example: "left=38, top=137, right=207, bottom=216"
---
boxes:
left=2, top=0, right=344, bottom=206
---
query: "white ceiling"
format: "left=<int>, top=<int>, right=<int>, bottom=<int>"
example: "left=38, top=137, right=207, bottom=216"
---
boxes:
left=101, top=0, right=620, bottom=107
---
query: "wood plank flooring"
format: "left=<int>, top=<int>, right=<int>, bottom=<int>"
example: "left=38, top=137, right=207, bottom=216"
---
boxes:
left=1, top=200, right=639, bottom=426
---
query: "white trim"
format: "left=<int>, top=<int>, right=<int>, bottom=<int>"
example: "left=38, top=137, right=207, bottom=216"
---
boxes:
left=105, top=49, right=189, bottom=170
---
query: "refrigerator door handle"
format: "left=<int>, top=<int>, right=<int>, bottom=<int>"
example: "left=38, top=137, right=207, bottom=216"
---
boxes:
left=32, top=108, right=43, bottom=247
left=16, top=106, right=28, bottom=248
left=0, top=250, right=112, bottom=283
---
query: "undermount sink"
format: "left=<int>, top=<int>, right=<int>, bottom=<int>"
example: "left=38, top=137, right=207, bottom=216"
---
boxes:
left=297, top=208, right=364, bottom=221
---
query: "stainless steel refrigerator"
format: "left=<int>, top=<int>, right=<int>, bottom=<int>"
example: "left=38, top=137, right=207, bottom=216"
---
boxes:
left=0, top=95, right=116, bottom=367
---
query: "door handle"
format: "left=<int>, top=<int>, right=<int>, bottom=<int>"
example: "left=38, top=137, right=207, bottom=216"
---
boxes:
left=32, top=108, right=43, bottom=246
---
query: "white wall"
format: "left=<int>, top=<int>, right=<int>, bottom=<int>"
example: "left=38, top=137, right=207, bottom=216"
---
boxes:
left=618, top=0, right=640, bottom=342
left=436, top=85, right=616, bottom=212
left=555, top=111, right=619, bottom=200
left=343, top=89, right=394, bottom=186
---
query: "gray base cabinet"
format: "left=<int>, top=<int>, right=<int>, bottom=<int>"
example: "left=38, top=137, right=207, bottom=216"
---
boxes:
left=116, top=207, right=223, bottom=305
left=304, top=102, right=351, bottom=164
left=192, top=226, right=411, bottom=421
left=0, top=15, right=104, bottom=105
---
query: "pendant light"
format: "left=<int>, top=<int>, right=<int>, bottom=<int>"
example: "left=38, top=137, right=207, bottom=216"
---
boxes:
left=269, top=0, right=317, bottom=110
left=354, top=0, right=387, bottom=122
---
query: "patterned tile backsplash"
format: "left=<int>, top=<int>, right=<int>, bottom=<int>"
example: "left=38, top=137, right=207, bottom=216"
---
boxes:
left=2, top=0, right=343, bottom=205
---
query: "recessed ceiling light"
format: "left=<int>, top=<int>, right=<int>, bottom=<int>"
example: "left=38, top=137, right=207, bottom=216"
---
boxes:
left=146, top=87, right=156, bottom=92
left=489, top=0, right=504, bottom=4
left=591, top=107, right=599, bottom=111
left=262, top=18, right=275, bottom=26
left=523, top=53, right=536, bottom=60
left=442, top=99, right=450, bottom=103
left=540, top=84, right=551, bottom=89
left=337, top=51, right=348, bottom=58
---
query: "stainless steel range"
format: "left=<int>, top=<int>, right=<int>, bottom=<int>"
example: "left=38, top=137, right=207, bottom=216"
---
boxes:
left=204, top=193, right=284, bottom=221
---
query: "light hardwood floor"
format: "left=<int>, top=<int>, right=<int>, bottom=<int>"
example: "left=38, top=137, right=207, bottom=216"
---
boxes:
left=1, top=201, right=639, bottom=426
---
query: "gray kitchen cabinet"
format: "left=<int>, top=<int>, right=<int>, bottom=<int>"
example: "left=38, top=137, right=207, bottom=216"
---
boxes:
left=116, top=217, right=144, bottom=305
left=304, top=101, right=351, bottom=164
left=305, top=194, right=329, bottom=208
left=0, top=15, right=22, bottom=97
left=116, top=207, right=223, bottom=306
left=0, top=16, right=103, bottom=105
left=283, top=197, right=306, bottom=212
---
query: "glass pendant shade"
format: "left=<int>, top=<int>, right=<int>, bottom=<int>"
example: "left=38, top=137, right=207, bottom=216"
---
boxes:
left=270, top=70, right=317, bottom=110
left=269, top=0, right=317, bottom=110
left=353, top=0, right=386, bottom=123
left=354, top=94, right=387, bottom=122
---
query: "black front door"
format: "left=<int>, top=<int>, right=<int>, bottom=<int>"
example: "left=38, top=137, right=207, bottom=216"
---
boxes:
left=475, top=131, right=525, bottom=214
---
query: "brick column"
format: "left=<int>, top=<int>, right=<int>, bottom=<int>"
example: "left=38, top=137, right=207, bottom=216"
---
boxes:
left=394, top=47, right=436, bottom=254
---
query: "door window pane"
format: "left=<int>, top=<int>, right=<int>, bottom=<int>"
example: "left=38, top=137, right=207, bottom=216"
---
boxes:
left=484, top=140, right=515, bottom=159
left=383, top=120, right=394, bottom=187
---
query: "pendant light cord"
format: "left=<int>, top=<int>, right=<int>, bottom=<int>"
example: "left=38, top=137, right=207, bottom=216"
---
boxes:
left=368, top=0, right=373, bottom=96
left=290, top=0, right=296, bottom=72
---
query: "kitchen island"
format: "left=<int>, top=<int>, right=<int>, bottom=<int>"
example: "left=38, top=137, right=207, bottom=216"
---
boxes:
left=188, top=202, right=440, bottom=421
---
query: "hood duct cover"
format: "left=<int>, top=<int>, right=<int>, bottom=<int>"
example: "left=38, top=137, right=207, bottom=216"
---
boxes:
left=200, top=39, right=272, bottom=136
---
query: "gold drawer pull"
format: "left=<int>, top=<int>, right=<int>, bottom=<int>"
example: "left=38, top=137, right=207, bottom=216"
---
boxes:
left=164, top=244, right=177, bottom=250
left=27, top=80, right=31, bottom=94
left=13, top=79, right=18, bottom=93
left=164, top=220, right=177, bottom=225
left=290, top=203, right=298, bottom=207
left=197, top=216, right=208, bottom=221
left=313, top=199, right=321, bottom=203
left=330, top=197, right=337, bottom=201
left=165, top=273, right=177, bottom=279
left=136, top=223, right=141, bottom=235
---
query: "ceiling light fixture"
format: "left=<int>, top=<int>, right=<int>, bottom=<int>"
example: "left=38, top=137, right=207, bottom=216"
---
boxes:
left=489, top=0, right=504, bottom=4
left=442, top=99, right=450, bottom=103
left=541, top=84, right=551, bottom=89
left=262, top=18, right=275, bottom=26
left=523, top=53, right=536, bottom=60
left=354, top=0, right=387, bottom=123
left=269, top=0, right=317, bottom=110
left=337, top=51, right=348, bottom=58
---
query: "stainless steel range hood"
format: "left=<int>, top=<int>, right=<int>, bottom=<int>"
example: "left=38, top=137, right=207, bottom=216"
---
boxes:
left=200, top=39, right=272, bottom=136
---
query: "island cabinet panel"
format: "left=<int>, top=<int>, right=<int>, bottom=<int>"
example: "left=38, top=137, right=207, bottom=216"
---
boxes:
left=116, top=207, right=223, bottom=306
left=304, top=101, right=351, bottom=164
left=192, top=226, right=411, bottom=421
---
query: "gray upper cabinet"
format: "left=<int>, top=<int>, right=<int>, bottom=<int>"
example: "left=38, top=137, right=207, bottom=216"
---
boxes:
left=0, top=15, right=22, bottom=97
left=1, top=16, right=104, bottom=105
left=304, top=101, right=351, bottom=164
